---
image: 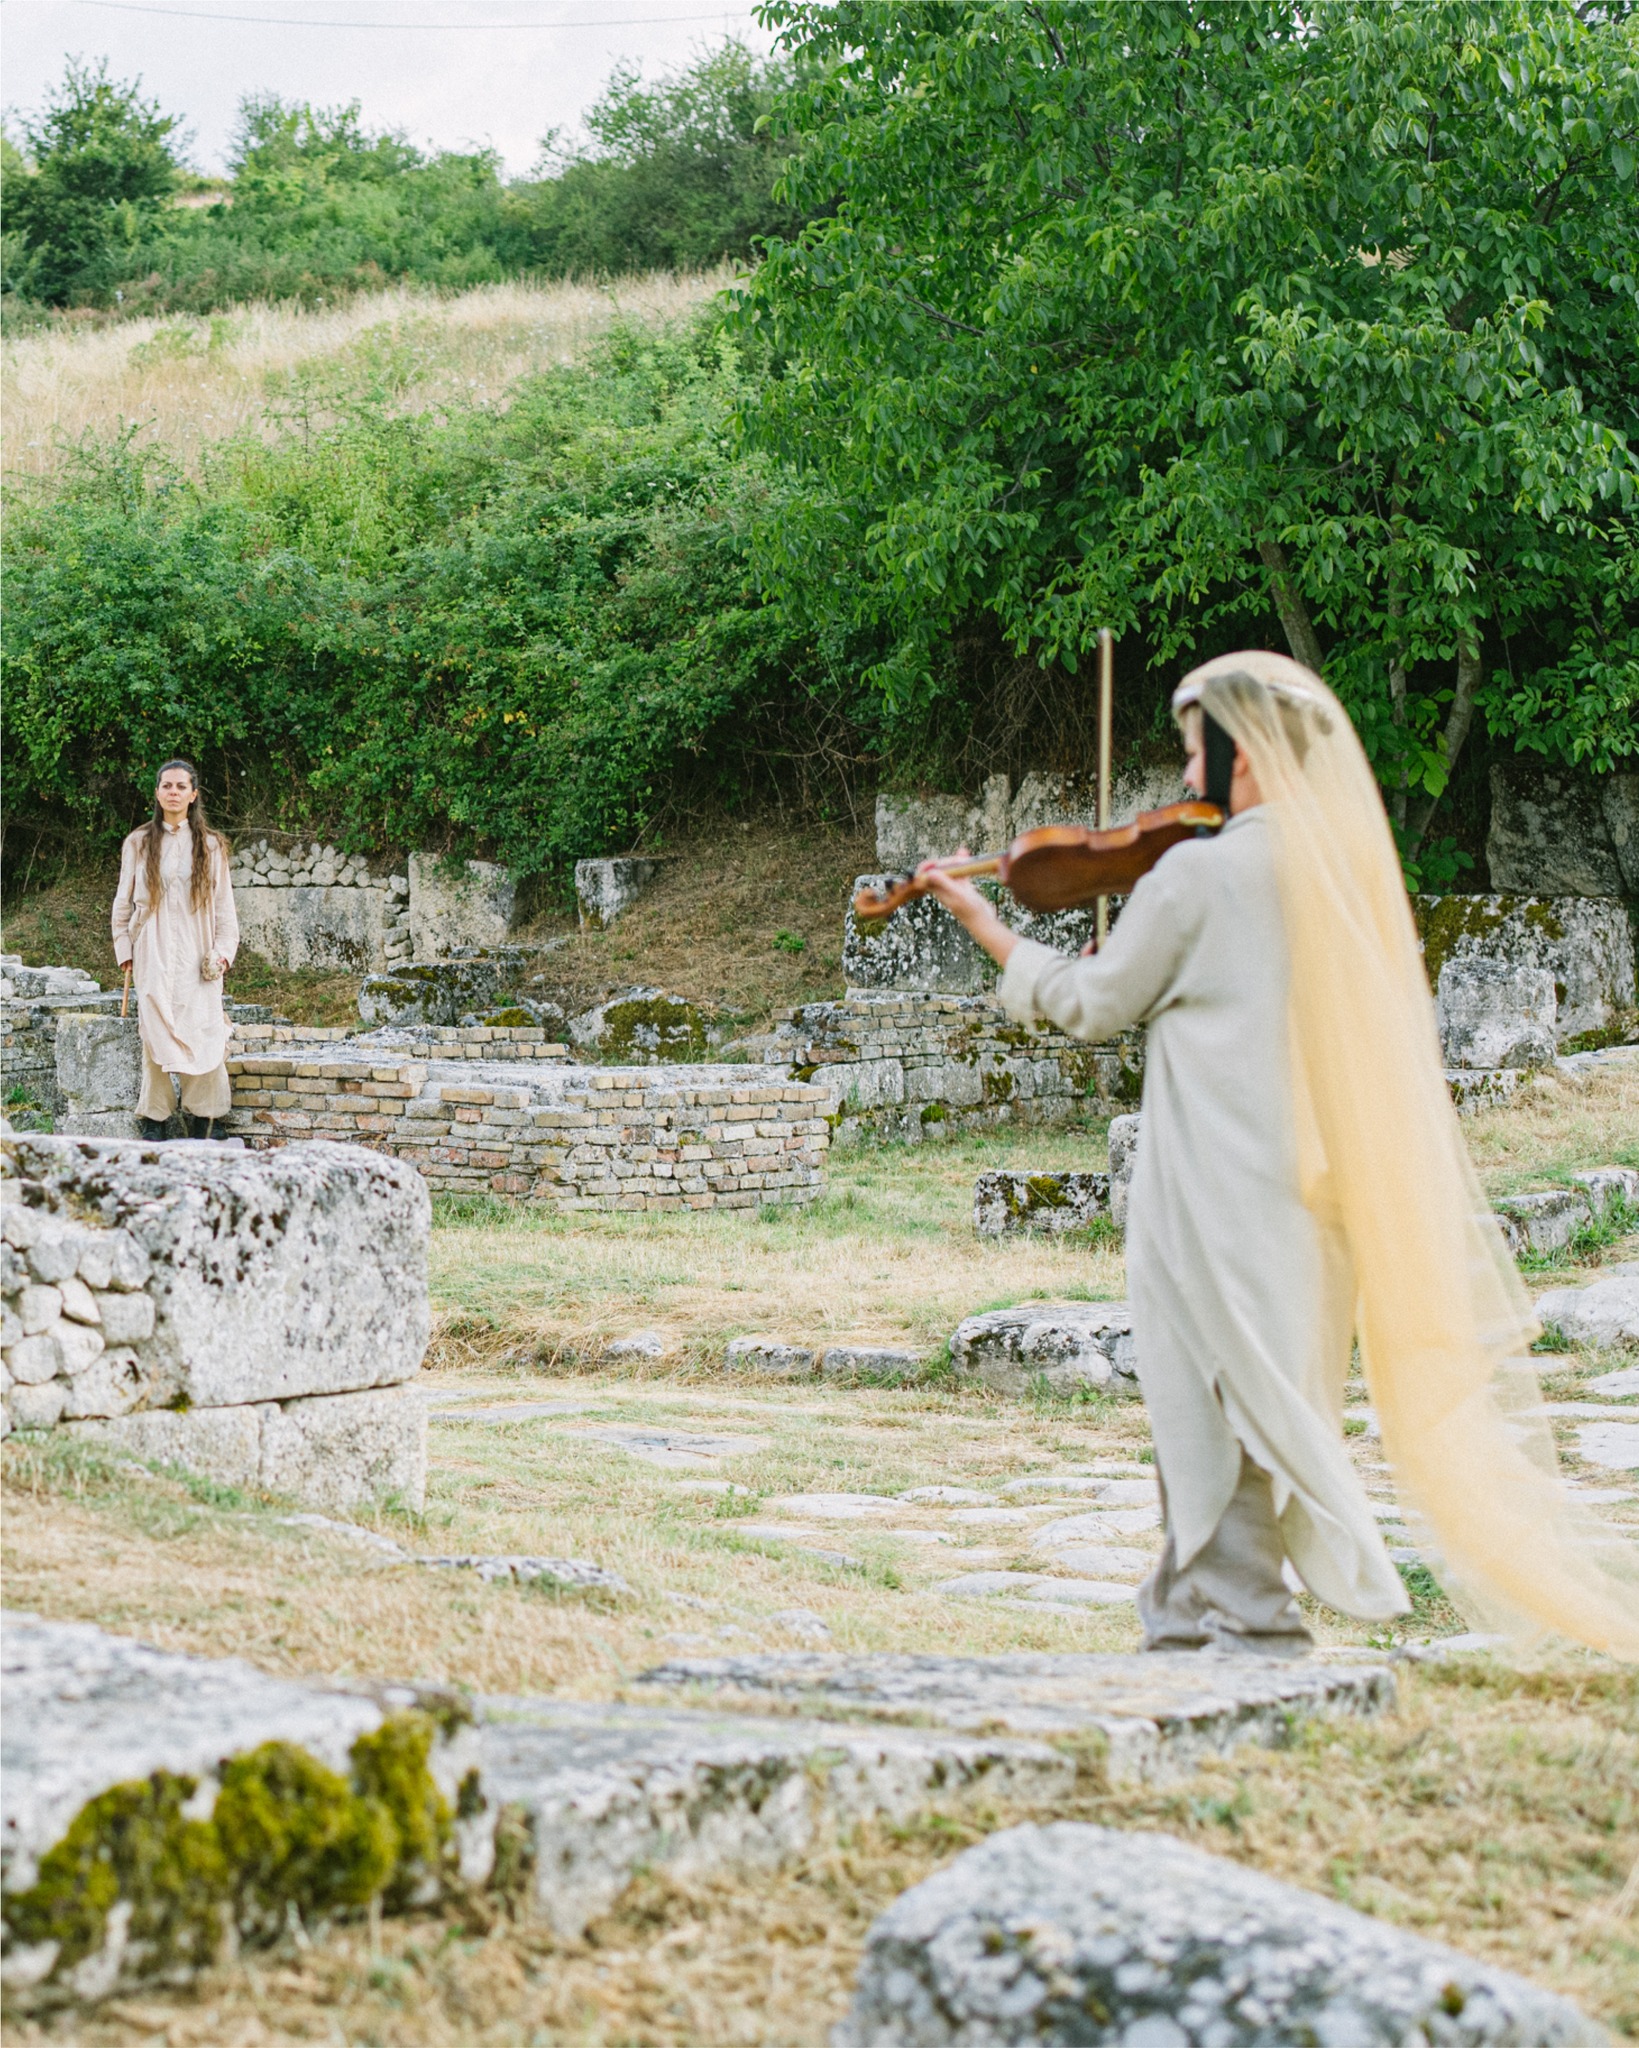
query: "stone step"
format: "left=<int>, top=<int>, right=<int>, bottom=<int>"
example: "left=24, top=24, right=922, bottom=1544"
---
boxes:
left=0, top=1612, right=1069, bottom=2011
left=634, top=1649, right=1395, bottom=1784
left=837, top=1820, right=1602, bottom=2048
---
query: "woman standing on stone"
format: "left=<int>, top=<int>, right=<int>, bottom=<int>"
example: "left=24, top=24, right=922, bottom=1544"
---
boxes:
left=112, top=760, right=239, bottom=1141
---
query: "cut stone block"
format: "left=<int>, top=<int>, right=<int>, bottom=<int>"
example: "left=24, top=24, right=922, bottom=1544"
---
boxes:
left=570, top=987, right=709, bottom=1062
left=1535, top=1275, right=1639, bottom=1349
left=473, top=1698, right=1072, bottom=1940
left=973, top=1171, right=1110, bottom=1238
left=62, top=1403, right=263, bottom=1487
left=1448, top=1067, right=1527, bottom=1113
left=66, top=1385, right=426, bottom=1511
left=574, top=857, right=662, bottom=930
left=1416, top=892, right=1636, bottom=1043
left=51, top=1014, right=145, bottom=1136
left=0, top=1612, right=473, bottom=2009
left=3, top=1134, right=429, bottom=1410
left=821, top=1344, right=924, bottom=1381
left=234, top=883, right=389, bottom=973
left=723, top=1336, right=817, bottom=1379
left=1486, top=760, right=1633, bottom=901
left=407, top=853, right=517, bottom=959
left=1437, top=958, right=1558, bottom=1071
left=950, top=1300, right=1140, bottom=1398
left=258, top=1384, right=427, bottom=1513
left=635, top=1651, right=1395, bottom=1785
left=837, top=1821, right=1603, bottom=2048
left=356, top=954, right=515, bottom=1028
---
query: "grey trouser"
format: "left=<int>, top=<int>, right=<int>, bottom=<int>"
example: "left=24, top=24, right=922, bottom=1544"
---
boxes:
left=138, top=1054, right=231, bottom=1122
left=1138, top=1450, right=1313, bottom=1654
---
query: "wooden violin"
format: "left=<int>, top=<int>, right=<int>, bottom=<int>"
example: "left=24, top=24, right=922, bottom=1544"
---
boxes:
left=852, top=800, right=1225, bottom=923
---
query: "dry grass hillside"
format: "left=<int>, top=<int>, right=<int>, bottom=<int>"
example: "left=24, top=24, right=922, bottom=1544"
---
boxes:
left=2, top=269, right=730, bottom=479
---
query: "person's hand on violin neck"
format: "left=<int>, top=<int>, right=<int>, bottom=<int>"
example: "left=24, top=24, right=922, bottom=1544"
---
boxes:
left=914, top=850, right=1022, bottom=968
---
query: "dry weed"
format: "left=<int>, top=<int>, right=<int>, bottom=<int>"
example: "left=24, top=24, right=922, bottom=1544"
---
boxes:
left=3, top=271, right=731, bottom=480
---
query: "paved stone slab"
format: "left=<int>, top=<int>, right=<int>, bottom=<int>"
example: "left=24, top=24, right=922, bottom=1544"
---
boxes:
left=634, top=1652, right=1396, bottom=1784
left=472, top=1699, right=1072, bottom=1940
left=573, top=1426, right=773, bottom=1467
left=837, top=1820, right=1602, bottom=2048
left=1578, top=1422, right=1639, bottom=1469
left=950, top=1300, right=1141, bottom=1398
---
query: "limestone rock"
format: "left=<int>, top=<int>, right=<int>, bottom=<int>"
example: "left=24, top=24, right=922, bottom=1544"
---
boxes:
left=413, top=1553, right=628, bottom=1591
left=1437, top=958, right=1558, bottom=1070
left=1535, top=1275, right=1639, bottom=1349
left=1108, top=1112, right=1141, bottom=1229
left=233, top=882, right=389, bottom=973
left=821, top=1345, right=924, bottom=1382
left=407, top=853, right=517, bottom=959
left=1487, top=761, right=1631, bottom=899
left=837, top=1821, right=1602, bottom=2048
left=1494, top=1189, right=1592, bottom=1259
left=258, top=1385, right=427, bottom=1512
left=52, top=1015, right=145, bottom=1135
left=357, top=954, right=519, bottom=1028
left=571, top=988, right=708, bottom=1063
left=950, top=1300, right=1140, bottom=1398
left=2, top=1135, right=429, bottom=1410
left=724, top=1336, right=817, bottom=1379
left=63, top=1404, right=263, bottom=1486
left=974, top=1170, right=1110, bottom=1238
left=1415, top=894, right=1636, bottom=1043
left=844, top=878, right=1098, bottom=996
left=635, top=1651, right=1395, bottom=1784
left=575, top=857, right=663, bottom=930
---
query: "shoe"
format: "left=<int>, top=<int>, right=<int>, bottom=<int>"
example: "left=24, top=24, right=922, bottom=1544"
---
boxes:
left=137, top=1117, right=170, bottom=1142
left=186, top=1116, right=223, bottom=1141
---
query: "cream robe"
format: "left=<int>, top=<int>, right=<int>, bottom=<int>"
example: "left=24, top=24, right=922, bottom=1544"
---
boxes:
left=996, top=808, right=1407, bottom=1620
left=111, top=823, right=239, bottom=1076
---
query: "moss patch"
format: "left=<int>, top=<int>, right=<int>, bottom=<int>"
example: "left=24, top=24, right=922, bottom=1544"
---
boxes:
left=2, top=1713, right=450, bottom=1998
left=1415, top=893, right=1567, bottom=989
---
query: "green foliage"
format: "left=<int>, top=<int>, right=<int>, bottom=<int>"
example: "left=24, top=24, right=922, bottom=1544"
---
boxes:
left=2, top=59, right=185, bottom=305
left=0, top=317, right=840, bottom=871
left=2, top=42, right=802, bottom=316
left=740, top=0, right=1639, bottom=842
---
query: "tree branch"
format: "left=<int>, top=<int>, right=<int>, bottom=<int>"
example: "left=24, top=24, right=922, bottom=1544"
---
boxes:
left=1403, top=636, right=1481, bottom=852
left=1023, top=3, right=1069, bottom=67
left=897, top=291, right=988, bottom=338
left=1257, top=536, right=1325, bottom=673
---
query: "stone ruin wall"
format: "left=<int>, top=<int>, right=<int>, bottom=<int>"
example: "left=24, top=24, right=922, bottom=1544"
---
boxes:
left=225, top=1041, right=831, bottom=1212
left=0, top=1134, right=428, bottom=1508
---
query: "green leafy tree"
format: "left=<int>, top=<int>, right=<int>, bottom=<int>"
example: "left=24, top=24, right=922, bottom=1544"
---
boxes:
left=739, top=0, right=1639, bottom=857
left=4, top=59, right=185, bottom=303
left=506, top=39, right=806, bottom=275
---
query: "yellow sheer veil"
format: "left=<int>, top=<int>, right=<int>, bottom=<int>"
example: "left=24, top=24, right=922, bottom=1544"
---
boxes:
left=1174, top=650, right=1639, bottom=1659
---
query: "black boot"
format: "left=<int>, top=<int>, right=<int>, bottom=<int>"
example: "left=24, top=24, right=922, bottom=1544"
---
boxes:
left=137, top=1117, right=169, bottom=1142
left=186, top=1115, right=222, bottom=1141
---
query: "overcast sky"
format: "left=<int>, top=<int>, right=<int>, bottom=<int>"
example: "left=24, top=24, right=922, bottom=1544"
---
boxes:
left=1, top=0, right=773, bottom=177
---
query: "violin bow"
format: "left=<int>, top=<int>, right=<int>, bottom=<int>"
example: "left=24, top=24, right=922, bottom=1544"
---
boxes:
left=1094, top=627, right=1114, bottom=952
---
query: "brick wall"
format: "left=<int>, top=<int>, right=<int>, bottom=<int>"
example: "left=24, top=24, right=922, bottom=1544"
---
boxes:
left=227, top=1044, right=830, bottom=1211
left=756, top=992, right=1144, bottom=1140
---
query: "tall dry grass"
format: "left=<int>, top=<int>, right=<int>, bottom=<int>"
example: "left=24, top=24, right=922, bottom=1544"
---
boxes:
left=2, top=270, right=733, bottom=478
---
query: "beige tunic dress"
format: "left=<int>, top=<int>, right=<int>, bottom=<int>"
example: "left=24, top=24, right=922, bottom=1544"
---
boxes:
left=111, top=823, right=239, bottom=1076
left=996, top=808, right=1406, bottom=1621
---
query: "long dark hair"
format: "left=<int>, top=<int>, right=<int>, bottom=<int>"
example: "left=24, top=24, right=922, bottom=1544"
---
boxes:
left=142, top=760, right=228, bottom=913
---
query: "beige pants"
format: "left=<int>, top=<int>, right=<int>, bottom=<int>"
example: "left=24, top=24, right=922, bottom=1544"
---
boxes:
left=1138, top=1450, right=1313, bottom=1654
left=138, top=1054, right=231, bottom=1122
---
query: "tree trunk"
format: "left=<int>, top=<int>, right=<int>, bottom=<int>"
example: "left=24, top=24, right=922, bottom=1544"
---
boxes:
left=1257, top=537, right=1325, bottom=674
left=1403, top=638, right=1481, bottom=853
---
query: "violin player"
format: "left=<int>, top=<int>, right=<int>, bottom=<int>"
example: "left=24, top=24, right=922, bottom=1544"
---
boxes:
left=917, top=652, right=1637, bottom=1661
